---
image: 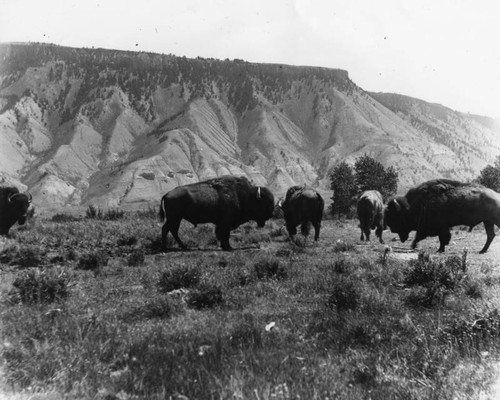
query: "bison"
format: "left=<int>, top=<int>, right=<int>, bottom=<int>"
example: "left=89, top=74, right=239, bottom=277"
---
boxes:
left=357, top=190, right=385, bottom=243
left=385, top=179, right=500, bottom=253
left=159, top=175, right=275, bottom=250
left=0, top=186, right=32, bottom=236
left=279, top=185, right=324, bottom=241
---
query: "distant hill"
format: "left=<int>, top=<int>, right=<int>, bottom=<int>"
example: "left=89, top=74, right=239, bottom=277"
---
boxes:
left=1, top=42, right=499, bottom=210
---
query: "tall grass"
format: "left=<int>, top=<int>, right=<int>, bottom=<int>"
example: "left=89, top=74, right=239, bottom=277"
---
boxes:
left=0, top=217, right=498, bottom=399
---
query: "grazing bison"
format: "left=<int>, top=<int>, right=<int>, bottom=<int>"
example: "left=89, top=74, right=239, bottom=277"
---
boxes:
left=159, top=175, right=275, bottom=250
left=357, top=190, right=385, bottom=243
left=385, top=179, right=500, bottom=253
left=279, top=185, right=324, bottom=241
left=0, top=186, right=32, bottom=236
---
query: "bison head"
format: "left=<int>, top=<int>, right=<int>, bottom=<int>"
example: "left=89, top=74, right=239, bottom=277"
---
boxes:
left=385, top=197, right=411, bottom=242
left=252, top=186, right=275, bottom=227
left=8, top=192, right=32, bottom=225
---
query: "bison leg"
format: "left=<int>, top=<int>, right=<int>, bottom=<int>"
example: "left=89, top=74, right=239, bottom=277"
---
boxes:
left=437, top=230, right=451, bottom=253
left=375, top=225, right=384, bottom=244
left=215, top=225, right=232, bottom=251
left=300, top=221, right=311, bottom=238
left=286, top=223, right=297, bottom=240
left=165, top=219, right=187, bottom=250
left=161, top=221, right=169, bottom=247
left=480, top=221, right=495, bottom=254
left=313, top=222, right=321, bottom=241
left=362, top=225, right=371, bottom=242
left=411, top=231, right=427, bottom=250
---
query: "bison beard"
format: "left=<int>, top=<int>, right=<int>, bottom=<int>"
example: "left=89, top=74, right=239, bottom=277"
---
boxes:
left=385, top=179, right=500, bottom=253
left=0, top=186, right=32, bottom=236
left=159, top=176, right=275, bottom=251
left=357, top=190, right=385, bottom=243
left=280, top=185, right=324, bottom=241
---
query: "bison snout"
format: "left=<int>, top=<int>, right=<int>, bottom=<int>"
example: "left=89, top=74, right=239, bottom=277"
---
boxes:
left=257, top=220, right=266, bottom=228
left=18, top=216, right=27, bottom=225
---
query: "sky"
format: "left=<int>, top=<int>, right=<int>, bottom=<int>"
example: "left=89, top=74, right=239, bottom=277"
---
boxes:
left=1, top=0, right=500, bottom=118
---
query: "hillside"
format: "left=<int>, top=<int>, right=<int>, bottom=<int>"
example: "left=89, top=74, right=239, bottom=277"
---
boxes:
left=1, top=43, right=499, bottom=210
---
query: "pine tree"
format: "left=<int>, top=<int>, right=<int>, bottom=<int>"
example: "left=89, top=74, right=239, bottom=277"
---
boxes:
left=478, top=156, right=500, bottom=192
left=354, top=154, right=398, bottom=200
left=329, top=161, right=357, bottom=218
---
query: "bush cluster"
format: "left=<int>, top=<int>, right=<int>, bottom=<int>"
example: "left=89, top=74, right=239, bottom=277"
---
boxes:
left=253, top=257, right=287, bottom=280
left=187, top=285, right=224, bottom=309
left=85, top=205, right=125, bottom=220
left=404, top=251, right=469, bottom=308
left=0, top=244, right=44, bottom=268
left=51, top=213, right=79, bottom=222
left=10, top=267, right=70, bottom=304
left=157, top=264, right=201, bottom=293
left=77, top=251, right=109, bottom=273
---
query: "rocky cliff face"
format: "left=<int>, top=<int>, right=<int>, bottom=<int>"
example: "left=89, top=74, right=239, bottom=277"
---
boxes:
left=1, top=43, right=499, bottom=210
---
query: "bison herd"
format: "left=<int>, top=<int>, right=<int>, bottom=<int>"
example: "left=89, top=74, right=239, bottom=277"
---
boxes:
left=2, top=176, right=500, bottom=254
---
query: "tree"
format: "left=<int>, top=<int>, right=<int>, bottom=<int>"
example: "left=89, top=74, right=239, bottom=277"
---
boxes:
left=354, top=154, right=398, bottom=200
left=478, top=156, right=500, bottom=192
left=329, top=161, right=357, bottom=218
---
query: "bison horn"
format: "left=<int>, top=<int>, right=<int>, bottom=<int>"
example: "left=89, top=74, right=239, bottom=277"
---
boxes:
left=277, top=199, right=283, bottom=208
left=257, top=187, right=261, bottom=199
left=27, top=193, right=32, bottom=203
left=7, top=193, right=17, bottom=203
left=391, top=199, right=401, bottom=211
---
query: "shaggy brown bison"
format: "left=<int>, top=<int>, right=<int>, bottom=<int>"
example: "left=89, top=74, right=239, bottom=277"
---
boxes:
left=0, top=186, right=32, bottom=236
left=279, top=185, right=324, bottom=241
left=159, top=175, right=275, bottom=250
left=357, top=190, right=385, bottom=243
left=385, top=179, right=500, bottom=253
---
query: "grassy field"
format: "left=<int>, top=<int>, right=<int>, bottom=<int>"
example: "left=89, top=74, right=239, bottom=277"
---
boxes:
left=2, top=210, right=500, bottom=399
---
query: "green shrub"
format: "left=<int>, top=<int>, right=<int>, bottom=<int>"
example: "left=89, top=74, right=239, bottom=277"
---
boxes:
left=85, top=204, right=103, bottom=219
left=327, top=276, right=360, bottom=313
left=157, top=264, right=201, bottom=293
left=406, top=252, right=466, bottom=288
left=103, top=208, right=125, bottom=220
left=145, top=236, right=165, bottom=253
left=0, top=243, right=20, bottom=264
left=187, top=284, right=223, bottom=309
left=77, top=251, right=109, bottom=272
left=463, top=278, right=483, bottom=299
left=10, top=267, right=70, bottom=304
left=333, top=257, right=354, bottom=274
left=123, top=296, right=174, bottom=321
left=225, top=313, right=262, bottom=348
left=51, top=213, right=79, bottom=222
left=0, top=244, right=44, bottom=268
left=232, top=266, right=255, bottom=286
left=85, top=205, right=124, bottom=220
left=127, top=249, right=145, bottom=267
left=443, top=310, right=500, bottom=353
left=253, top=257, right=287, bottom=280
left=404, top=252, right=468, bottom=308
left=117, top=235, right=138, bottom=246
left=135, top=206, right=159, bottom=219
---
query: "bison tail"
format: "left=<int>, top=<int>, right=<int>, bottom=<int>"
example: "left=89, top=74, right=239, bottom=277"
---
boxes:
left=159, top=198, right=166, bottom=223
